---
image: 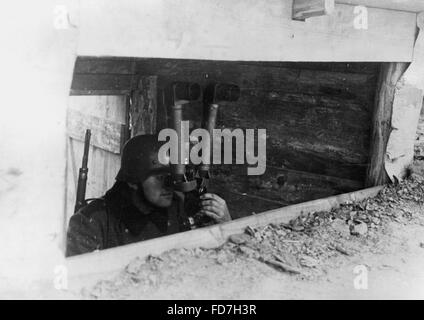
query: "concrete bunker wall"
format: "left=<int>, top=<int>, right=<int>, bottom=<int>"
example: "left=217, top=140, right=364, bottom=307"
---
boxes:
left=0, top=0, right=422, bottom=295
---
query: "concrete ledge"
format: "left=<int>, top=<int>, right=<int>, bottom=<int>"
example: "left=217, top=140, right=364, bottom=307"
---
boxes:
left=77, top=1, right=416, bottom=62
left=66, top=185, right=383, bottom=291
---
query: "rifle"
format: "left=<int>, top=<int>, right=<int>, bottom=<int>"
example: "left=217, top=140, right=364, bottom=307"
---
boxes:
left=74, top=129, right=91, bottom=213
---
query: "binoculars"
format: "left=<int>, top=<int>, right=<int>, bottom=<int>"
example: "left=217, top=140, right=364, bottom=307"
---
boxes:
left=167, top=81, right=240, bottom=193
left=166, top=81, right=240, bottom=228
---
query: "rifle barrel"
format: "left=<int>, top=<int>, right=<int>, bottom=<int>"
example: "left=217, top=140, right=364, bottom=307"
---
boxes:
left=74, top=129, right=91, bottom=213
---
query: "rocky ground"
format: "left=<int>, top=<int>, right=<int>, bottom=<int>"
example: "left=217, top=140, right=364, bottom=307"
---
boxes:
left=81, top=162, right=424, bottom=300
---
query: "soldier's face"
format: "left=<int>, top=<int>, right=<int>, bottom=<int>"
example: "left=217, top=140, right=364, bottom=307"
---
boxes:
left=141, top=172, right=174, bottom=207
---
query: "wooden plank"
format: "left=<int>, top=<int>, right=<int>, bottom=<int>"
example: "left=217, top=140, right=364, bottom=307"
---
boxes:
left=385, top=13, right=424, bottom=181
left=66, top=96, right=127, bottom=224
left=137, top=60, right=378, bottom=100
left=208, top=178, right=287, bottom=219
left=130, top=76, right=158, bottom=136
left=266, top=166, right=363, bottom=190
left=68, top=95, right=127, bottom=122
left=266, top=146, right=368, bottom=180
left=66, top=137, right=121, bottom=224
left=157, top=83, right=169, bottom=132
left=218, top=99, right=371, bottom=177
left=65, top=185, right=383, bottom=289
left=135, top=59, right=377, bottom=181
left=71, top=74, right=133, bottom=92
left=138, top=59, right=381, bottom=75
left=67, top=109, right=122, bottom=154
left=136, top=59, right=380, bottom=75
left=293, top=0, right=335, bottom=21
left=210, top=165, right=364, bottom=219
left=77, top=0, right=416, bottom=62
left=366, top=63, right=408, bottom=186
left=120, top=96, right=131, bottom=152
left=70, top=89, right=131, bottom=96
left=73, top=57, right=135, bottom=74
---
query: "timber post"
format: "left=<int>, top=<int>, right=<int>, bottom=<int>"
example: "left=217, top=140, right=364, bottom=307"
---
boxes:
left=385, top=12, right=424, bottom=182
left=367, top=12, right=424, bottom=186
left=366, top=62, right=408, bottom=186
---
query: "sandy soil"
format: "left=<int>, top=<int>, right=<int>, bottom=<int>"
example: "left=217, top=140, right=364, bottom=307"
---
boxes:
left=80, top=171, right=424, bottom=300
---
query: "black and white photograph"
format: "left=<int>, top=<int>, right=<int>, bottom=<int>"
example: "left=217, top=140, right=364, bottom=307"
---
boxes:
left=1, top=0, right=424, bottom=303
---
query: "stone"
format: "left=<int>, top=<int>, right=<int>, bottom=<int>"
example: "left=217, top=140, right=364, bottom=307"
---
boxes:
left=350, top=222, right=368, bottom=236
left=245, top=226, right=256, bottom=237
left=148, top=274, right=158, bottom=286
left=299, top=255, right=319, bottom=268
left=289, top=224, right=305, bottom=232
left=333, top=244, right=352, bottom=256
left=238, top=245, right=258, bottom=259
left=276, top=229, right=287, bottom=237
left=125, top=257, right=144, bottom=275
left=331, top=219, right=350, bottom=236
left=275, top=252, right=298, bottom=267
left=229, top=233, right=251, bottom=245
left=216, top=251, right=229, bottom=264
left=193, top=247, right=204, bottom=257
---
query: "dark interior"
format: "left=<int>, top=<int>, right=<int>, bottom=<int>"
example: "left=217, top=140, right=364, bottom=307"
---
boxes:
left=71, top=57, right=380, bottom=219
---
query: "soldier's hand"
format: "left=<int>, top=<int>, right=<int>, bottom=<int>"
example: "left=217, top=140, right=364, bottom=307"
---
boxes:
left=199, top=193, right=232, bottom=224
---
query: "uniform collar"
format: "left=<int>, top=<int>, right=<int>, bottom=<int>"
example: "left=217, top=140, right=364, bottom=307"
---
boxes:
left=105, top=182, right=170, bottom=236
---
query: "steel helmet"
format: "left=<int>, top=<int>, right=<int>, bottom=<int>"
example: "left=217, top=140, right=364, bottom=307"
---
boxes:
left=115, top=134, right=170, bottom=184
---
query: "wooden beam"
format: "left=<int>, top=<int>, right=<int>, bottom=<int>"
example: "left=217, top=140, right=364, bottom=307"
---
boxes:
left=293, top=0, right=335, bottom=21
left=71, top=74, right=133, bottom=93
left=130, top=76, right=158, bottom=136
left=366, top=62, right=408, bottom=186
left=69, top=89, right=131, bottom=96
left=65, top=185, right=383, bottom=290
left=267, top=166, right=363, bottom=190
left=385, top=12, right=424, bottom=181
left=120, top=95, right=131, bottom=152
left=211, top=165, right=364, bottom=219
left=73, top=57, right=135, bottom=74
left=211, top=169, right=365, bottom=220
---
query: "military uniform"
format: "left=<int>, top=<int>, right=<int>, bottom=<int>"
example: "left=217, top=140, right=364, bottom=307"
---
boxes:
left=66, top=181, right=191, bottom=257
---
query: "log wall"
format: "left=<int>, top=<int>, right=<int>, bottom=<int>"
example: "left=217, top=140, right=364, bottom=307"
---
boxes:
left=71, top=57, right=380, bottom=217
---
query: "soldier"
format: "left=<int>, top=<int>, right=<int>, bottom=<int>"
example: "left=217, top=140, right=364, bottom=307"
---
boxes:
left=66, top=134, right=231, bottom=257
